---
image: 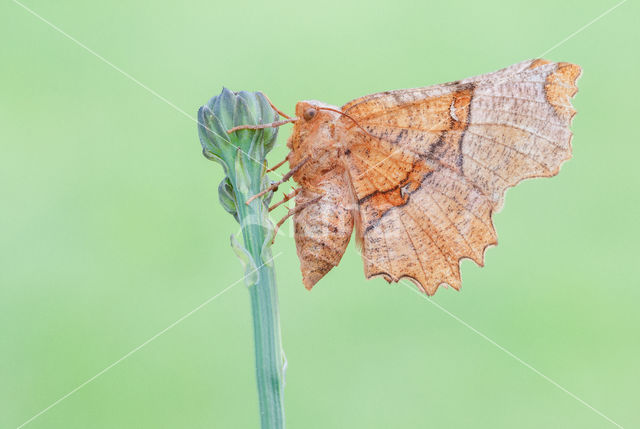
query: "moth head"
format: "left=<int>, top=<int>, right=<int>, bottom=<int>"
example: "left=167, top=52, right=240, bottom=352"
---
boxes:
left=288, top=100, right=342, bottom=157
left=295, top=100, right=340, bottom=123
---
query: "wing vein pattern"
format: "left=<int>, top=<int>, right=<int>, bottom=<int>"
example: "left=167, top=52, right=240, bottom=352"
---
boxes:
left=342, top=59, right=581, bottom=294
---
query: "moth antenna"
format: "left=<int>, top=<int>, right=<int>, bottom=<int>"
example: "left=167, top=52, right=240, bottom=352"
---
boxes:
left=315, top=106, right=377, bottom=140
left=264, top=94, right=293, bottom=120
left=227, top=117, right=299, bottom=134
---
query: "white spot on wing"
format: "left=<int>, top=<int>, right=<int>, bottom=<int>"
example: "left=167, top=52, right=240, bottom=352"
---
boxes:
left=450, top=100, right=459, bottom=122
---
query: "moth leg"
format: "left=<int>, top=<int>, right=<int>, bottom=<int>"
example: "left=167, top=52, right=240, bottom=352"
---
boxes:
left=267, top=154, right=291, bottom=173
left=269, top=187, right=301, bottom=212
left=227, top=118, right=297, bottom=134
left=272, top=207, right=294, bottom=240
left=246, top=157, right=309, bottom=205
left=272, top=195, right=322, bottom=241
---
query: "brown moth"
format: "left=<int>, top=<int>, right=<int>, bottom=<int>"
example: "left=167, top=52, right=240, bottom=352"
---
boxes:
left=244, top=59, right=581, bottom=295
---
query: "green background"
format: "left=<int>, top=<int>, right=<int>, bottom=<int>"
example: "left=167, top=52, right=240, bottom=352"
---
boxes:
left=1, top=0, right=638, bottom=428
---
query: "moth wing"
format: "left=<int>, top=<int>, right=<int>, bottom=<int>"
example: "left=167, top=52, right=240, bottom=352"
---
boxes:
left=341, top=59, right=581, bottom=295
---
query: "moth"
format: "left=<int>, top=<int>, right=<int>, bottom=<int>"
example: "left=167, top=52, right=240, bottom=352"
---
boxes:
left=236, top=59, right=581, bottom=295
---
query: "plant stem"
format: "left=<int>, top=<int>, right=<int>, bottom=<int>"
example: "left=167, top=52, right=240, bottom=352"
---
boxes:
left=248, top=262, right=285, bottom=428
left=234, top=167, right=285, bottom=429
left=198, top=89, right=285, bottom=428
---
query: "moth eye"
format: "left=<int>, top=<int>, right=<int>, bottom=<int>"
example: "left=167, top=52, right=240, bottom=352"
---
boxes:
left=303, top=108, right=317, bottom=121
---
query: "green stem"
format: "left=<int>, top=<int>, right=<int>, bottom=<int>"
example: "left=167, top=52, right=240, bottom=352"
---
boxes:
left=198, top=89, right=285, bottom=428
left=233, top=167, right=285, bottom=429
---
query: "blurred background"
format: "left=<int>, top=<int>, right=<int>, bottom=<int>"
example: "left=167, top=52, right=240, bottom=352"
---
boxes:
left=1, top=0, right=638, bottom=428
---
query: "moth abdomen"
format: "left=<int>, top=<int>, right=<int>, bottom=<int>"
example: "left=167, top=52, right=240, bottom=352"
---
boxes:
left=293, top=176, right=355, bottom=290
